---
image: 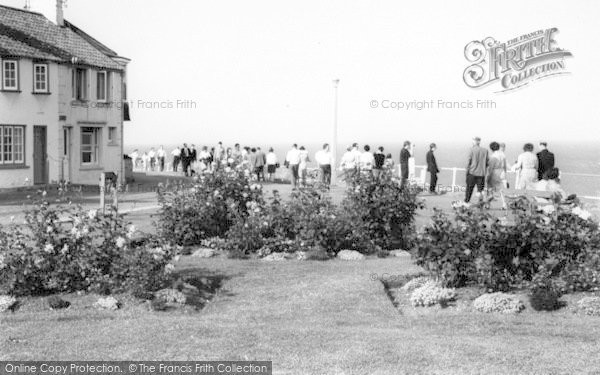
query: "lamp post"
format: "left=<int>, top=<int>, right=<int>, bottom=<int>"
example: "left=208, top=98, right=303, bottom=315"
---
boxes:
left=331, top=79, right=340, bottom=186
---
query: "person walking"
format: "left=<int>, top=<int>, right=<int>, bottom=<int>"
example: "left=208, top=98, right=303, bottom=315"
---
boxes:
left=315, top=143, right=333, bottom=185
left=266, top=147, right=279, bottom=182
left=148, top=148, right=156, bottom=171
left=359, top=145, right=375, bottom=174
left=513, top=143, right=538, bottom=190
left=400, top=141, right=411, bottom=188
left=286, top=144, right=301, bottom=188
left=465, top=137, right=489, bottom=203
left=487, top=142, right=507, bottom=209
left=537, top=142, right=555, bottom=180
left=180, top=143, right=192, bottom=176
left=256, top=147, right=267, bottom=181
left=129, top=149, right=140, bottom=170
left=426, top=143, right=440, bottom=194
left=373, top=146, right=385, bottom=179
left=340, top=146, right=356, bottom=180
left=171, top=146, right=181, bottom=172
left=157, top=146, right=166, bottom=172
left=298, top=146, right=310, bottom=186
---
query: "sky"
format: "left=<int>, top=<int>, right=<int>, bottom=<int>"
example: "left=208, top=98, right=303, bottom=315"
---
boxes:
left=4, top=0, right=600, bottom=146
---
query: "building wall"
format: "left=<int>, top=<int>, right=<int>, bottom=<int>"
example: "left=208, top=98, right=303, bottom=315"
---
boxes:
left=58, top=65, right=124, bottom=185
left=0, top=59, right=60, bottom=188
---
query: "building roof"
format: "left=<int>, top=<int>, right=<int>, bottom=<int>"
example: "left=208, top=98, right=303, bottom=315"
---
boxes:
left=0, top=4, right=126, bottom=70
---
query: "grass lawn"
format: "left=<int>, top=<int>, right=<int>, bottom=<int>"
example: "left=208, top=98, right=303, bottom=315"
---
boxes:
left=2, top=255, right=600, bottom=374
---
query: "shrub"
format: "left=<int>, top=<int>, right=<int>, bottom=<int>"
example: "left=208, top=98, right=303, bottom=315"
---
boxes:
left=473, top=293, right=525, bottom=314
left=0, top=193, right=174, bottom=297
left=342, top=170, right=424, bottom=250
left=409, top=280, right=457, bottom=307
left=156, top=167, right=264, bottom=246
left=412, top=199, right=600, bottom=292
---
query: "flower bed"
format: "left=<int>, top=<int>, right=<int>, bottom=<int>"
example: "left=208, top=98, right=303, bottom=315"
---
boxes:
left=0, top=191, right=175, bottom=297
left=412, top=198, right=600, bottom=294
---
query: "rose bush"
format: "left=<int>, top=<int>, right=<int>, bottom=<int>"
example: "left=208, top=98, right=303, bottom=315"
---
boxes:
left=156, top=167, right=264, bottom=246
left=412, top=198, right=600, bottom=293
left=0, top=192, right=174, bottom=296
left=342, top=170, right=424, bottom=250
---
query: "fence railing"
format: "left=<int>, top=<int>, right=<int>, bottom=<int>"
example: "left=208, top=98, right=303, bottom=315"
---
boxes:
left=409, top=164, right=600, bottom=201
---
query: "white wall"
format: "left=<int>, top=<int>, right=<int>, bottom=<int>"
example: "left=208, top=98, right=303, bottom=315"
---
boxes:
left=0, top=59, right=60, bottom=188
left=58, top=65, right=124, bottom=185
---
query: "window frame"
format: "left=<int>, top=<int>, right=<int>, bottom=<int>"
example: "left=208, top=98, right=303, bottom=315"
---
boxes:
left=33, top=63, right=49, bottom=93
left=2, top=59, right=19, bottom=91
left=80, top=127, right=100, bottom=165
left=0, top=125, right=26, bottom=167
left=96, top=71, right=107, bottom=102
left=73, top=68, right=88, bottom=101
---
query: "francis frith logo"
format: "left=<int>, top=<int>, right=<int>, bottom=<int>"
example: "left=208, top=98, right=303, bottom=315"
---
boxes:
left=463, top=28, right=572, bottom=92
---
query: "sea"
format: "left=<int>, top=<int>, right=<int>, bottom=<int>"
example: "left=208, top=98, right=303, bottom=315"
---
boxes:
left=125, top=141, right=600, bottom=198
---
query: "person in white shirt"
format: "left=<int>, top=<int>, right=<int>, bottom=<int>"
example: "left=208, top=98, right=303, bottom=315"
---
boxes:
left=298, top=146, right=310, bottom=186
left=315, top=143, right=333, bottom=185
left=148, top=148, right=156, bottom=171
left=266, top=147, right=279, bottom=182
left=129, top=149, right=139, bottom=169
left=171, top=147, right=181, bottom=172
left=340, top=146, right=356, bottom=180
left=359, top=145, right=375, bottom=173
left=350, top=143, right=362, bottom=167
left=285, top=144, right=301, bottom=188
left=157, top=146, right=166, bottom=172
left=141, top=152, right=149, bottom=172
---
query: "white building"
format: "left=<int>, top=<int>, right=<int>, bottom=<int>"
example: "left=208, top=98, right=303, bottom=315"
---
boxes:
left=0, top=1, right=129, bottom=188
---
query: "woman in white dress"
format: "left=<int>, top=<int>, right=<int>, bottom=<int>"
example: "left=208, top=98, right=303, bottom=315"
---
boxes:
left=512, top=143, right=538, bottom=190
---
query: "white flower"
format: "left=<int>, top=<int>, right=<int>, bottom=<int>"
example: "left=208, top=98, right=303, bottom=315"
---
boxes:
left=46, top=226, right=53, bottom=233
left=115, top=237, right=126, bottom=249
left=42, top=191, right=47, bottom=197
left=126, top=225, right=136, bottom=239
left=572, top=207, right=592, bottom=221
left=214, top=190, right=220, bottom=197
left=60, top=244, right=69, bottom=255
left=87, top=209, right=98, bottom=220
left=10, top=216, right=15, bottom=223
left=464, top=249, right=472, bottom=256
left=165, top=264, right=175, bottom=274
left=43, top=243, right=54, bottom=253
left=541, top=205, right=555, bottom=215
left=410, top=281, right=457, bottom=307
left=224, top=167, right=232, bottom=173
left=0, top=254, right=6, bottom=270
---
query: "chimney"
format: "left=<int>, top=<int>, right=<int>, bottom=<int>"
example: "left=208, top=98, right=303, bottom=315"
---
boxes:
left=56, top=0, right=64, bottom=27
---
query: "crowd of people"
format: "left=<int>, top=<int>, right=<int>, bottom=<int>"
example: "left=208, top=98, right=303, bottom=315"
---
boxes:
left=457, top=137, right=562, bottom=208
left=129, top=139, right=565, bottom=205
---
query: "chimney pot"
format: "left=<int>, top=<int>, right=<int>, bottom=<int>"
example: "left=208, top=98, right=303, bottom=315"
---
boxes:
left=56, top=0, right=64, bottom=26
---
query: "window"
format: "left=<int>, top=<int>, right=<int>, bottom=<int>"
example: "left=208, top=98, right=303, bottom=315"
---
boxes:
left=2, top=60, right=19, bottom=90
left=72, top=68, right=87, bottom=100
left=33, top=64, right=48, bottom=93
left=108, top=126, right=117, bottom=144
left=96, top=71, right=107, bottom=101
left=0, top=125, right=25, bottom=165
left=81, top=127, right=100, bottom=164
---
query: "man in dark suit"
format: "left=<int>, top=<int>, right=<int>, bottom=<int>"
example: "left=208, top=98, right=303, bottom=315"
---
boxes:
left=537, top=142, right=555, bottom=180
left=181, top=143, right=191, bottom=176
left=426, top=143, right=440, bottom=194
left=399, top=141, right=411, bottom=188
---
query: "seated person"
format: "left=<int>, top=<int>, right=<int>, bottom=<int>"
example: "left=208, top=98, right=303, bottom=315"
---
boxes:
left=529, top=167, right=568, bottom=202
